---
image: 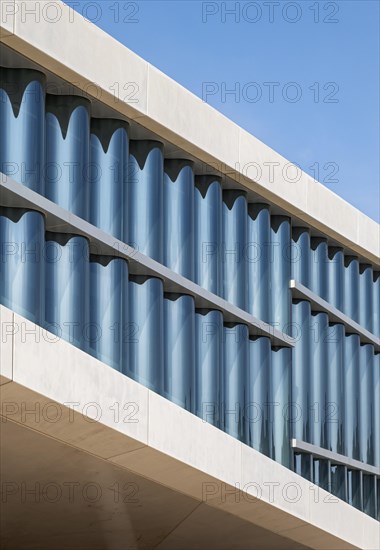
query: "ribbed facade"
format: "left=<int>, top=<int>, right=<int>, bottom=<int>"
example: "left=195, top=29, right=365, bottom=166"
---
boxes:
left=1, top=67, right=379, bottom=520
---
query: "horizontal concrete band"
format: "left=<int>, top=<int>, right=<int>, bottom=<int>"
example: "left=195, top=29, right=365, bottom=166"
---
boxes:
left=0, top=175, right=294, bottom=347
left=1, top=304, right=379, bottom=550
left=0, top=0, right=379, bottom=266
left=291, top=440, right=380, bottom=477
left=290, top=280, right=380, bottom=351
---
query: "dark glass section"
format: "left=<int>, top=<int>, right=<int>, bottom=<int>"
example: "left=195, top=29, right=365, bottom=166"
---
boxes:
left=45, top=233, right=89, bottom=351
left=194, top=176, right=223, bottom=295
left=0, top=207, right=45, bottom=324
left=195, top=309, right=223, bottom=427
left=164, top=293, right=195, bottom=411
left=164, top=159, right=194, bottom=279
left=0, top=68, right=45, bottom=193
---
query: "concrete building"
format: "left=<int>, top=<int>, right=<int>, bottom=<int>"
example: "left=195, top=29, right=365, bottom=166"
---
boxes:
left=0, top=2, right=379, bottom=548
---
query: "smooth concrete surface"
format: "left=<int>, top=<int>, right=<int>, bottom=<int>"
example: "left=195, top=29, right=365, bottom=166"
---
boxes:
left=1, top=420, right=311, bottom=550
left=0, top=175, right=294, bottom=347
left=0, top=306, right=379, bottom=550
left=0, top=305, right=13, bottom=384
left=0, top=0, right=379, bottom=265
left=0, top=0, right=14, bottom=37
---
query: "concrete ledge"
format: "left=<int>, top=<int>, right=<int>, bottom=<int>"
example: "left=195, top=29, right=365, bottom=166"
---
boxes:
left=290, top=280, right=380, bottom=351
left=291, top=439, right=380, bottom=477
left=0, top=175, right=294, bottom=346
left=0, top=305, right=379, bottom=550
left=0, top=0, right=378, bottom=265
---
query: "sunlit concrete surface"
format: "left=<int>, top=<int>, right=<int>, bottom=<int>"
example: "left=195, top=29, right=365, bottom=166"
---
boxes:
left=1, top=306, right=379, bottom=550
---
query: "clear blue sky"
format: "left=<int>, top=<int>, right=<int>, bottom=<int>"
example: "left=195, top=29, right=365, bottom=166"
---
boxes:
left=67, top=1, right=379, bottom=222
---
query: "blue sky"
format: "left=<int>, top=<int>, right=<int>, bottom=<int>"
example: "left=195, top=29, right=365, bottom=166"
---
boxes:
left=67, top=1, right=379, bottom=222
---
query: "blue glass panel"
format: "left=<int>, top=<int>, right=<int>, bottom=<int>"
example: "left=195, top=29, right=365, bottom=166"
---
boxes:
left=310, top=312, right=329, bottom=449
left=194, top=176, right=222, bottom=295
left=222, top=323, right=248, bottom=441
left=89, top=119, right=129, bottom=240
left=127, top=276, right=164, bottom=394
left=164, top=293, right=195, bottom=411
left=291, top=300, right=311, bottom=443
left=270, top=216, right=291, bottom=332
left=222, top=191, right=247, bottom=311
left=247, top=204, right=271, bottom=322
left=270, top=346, right=291, bottom=468
left=310, top=237, right=328, bottom=300
left=343, top=334, right=360, bottom=460
left=359, top=344, right=375, bottom=465
left=330, top=464, right=346, bottom=500
left=363, top=475, right=376, bottom=519
left=326, top=323, right=344, bottom=454
left=373, top=271, right=380, bottom=337
left=195, top=309, right=223, bottom=427
left=128, top=141, right=163, bottom=261
left=373, top=353, right=380, bottom=468
left=291, top=227, right=310, bottom=288
left=359, top=264, right=373, bottom=333
left=313, top=459, right=329, bottom=491
left=0, top=207, right=45, bottom=324
left=0, top=68, right=45, bottom=193
left=164, top=159, right=194, bottom=279
left=89, top=256, right=129, bottom=372
left=246, top=336, right=271, bottom=455
left=347, top=469, right=362, bottom=511
left=45, top=233, right=90, bottom=351
left=327, top=247, right=344, bottom=311
left=45, top=95, right=90, bottom=219
left=343, top=256, right=359, bottom=322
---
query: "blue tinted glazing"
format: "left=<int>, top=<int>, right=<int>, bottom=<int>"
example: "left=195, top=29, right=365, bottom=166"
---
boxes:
left=373, top=272, right=380, bottom=337
left=270, top=346, right=291, bottom=468
left=343, top=334, right=360, bottom=460
left=270, top=216, right=291, bottom=331
left=313, top=459, right=329, bottom=491
left=222, top=191, right=247, bottom=311
left=89, top=119, right=129, bottom=240
left=363, top=475, right=376, bottom=518
left=195, top=309, right=223, bottom=427
left=89, top=256, right=129, bottom=372
left=246, top=336, right=271, bottom=456
left=45, top=95, right=90, bottom=219
left=164, top=294, right=195, bottom=411
left=45, top=233, right=89, bottom=351
left=309, top=312, right=329, bottom=449
left=164, top=160, right=194, bottom=279
left=291, top=300, right=311, bottom=444
left=327, top=247, right=344, bottom=311
left=373, top=353, right=380, bottom=468
left=343, top=256, right=359, bottom=322
left=359, top=264, right=373, bottom=333
left=326, top=323, right=344, bottom=454
left=291, top=227, right=310, bottom=287
left=247, top=204, right=271, bottom=322
left=222, top=323, right=248, bottom=442
left=127, top=276, right=164, bottom=394
left=330, top=464, right=346, bottom=500
left=194, top=176, right=222, bottom=295
left=0, top=208, right=45, bottom=324
left=359, top=344, right=375, bottom=465
left=127, top=141, right=163, bottom=261
left=0, top=68, right=45, bottom=193
left=347, top=470, right=362, bottom=511
left=310, top=237, right=328, bottom=300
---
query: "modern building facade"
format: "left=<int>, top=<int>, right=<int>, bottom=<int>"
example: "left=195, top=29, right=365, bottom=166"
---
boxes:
left=0, top=2, right=379, bottom=549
